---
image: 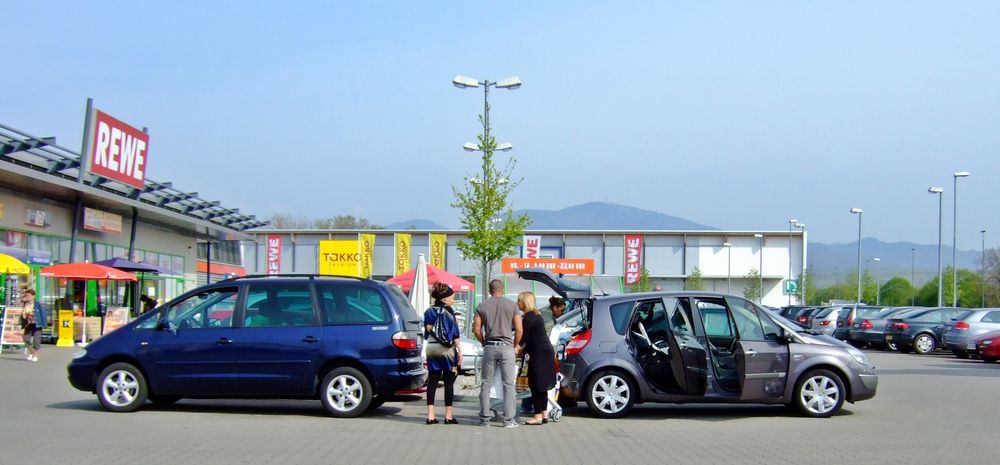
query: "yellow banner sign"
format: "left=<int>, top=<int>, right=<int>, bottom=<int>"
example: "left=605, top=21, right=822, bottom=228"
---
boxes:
left=319, top=240, right=360, bottom=276
left=429, top=234, right=446, bottom=269
left=394, top=233, right=411, bottom=276
left=359, top=233, right=375, bottom=278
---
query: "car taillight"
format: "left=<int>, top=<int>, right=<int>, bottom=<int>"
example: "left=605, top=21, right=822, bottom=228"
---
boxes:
left=392, top=331, right=419, bottom=350
left=891, top=322, right=909, bottom=330
left=797, top=316, right=808, bottom=324
left=820, top=320, right=831, bottom=326
left=954, top=321, right=970, bottom=330
left=860, top=320, right=874, bottom=330
left=847, top=315, right=854, bottom=326
left=565, top=329, right=592, bottom=357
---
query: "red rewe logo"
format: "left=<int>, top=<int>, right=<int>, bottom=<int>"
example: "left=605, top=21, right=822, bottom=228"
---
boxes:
left=88, top=110, right=150, bottom=189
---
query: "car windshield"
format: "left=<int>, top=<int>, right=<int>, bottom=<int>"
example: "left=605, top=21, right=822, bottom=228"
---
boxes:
left=855, top=307, right=884, bottom=318
left=954, top=310, right=974, bottom=321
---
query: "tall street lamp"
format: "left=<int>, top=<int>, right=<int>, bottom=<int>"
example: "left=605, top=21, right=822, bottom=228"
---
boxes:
left=754, top=233, right=764, bottom=304
left=953, top=171, right=970, bottom=306
left=873, top=257, right=881, bottom=305
left=788, top=218, right=798, bottom=305
left=982, top=229, right=987, bottom=308
left=795, top=222, right=807, bottom=304
left=851, top=208, right=863, bottom=304
left=929, top=187, right=944, bottom=306
left=910, top=247, right=916, bottom=306
left=723, top=241, right=732, bottom=294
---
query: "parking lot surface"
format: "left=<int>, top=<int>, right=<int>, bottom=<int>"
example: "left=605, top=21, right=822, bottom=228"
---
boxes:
left=1, top=347, right=997, bottom=465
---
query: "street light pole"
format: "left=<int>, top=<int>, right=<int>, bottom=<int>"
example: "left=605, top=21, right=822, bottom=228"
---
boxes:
left=953, top=171, right=970, bottom=307
left=874, top=257, right=881, bottom=305
left=929, top=187, right=944, bottom=307
left=788, top=218, right=797, bottom=305
left=911, top=247, right=916, bottom=306
left=796, top=222, right=807, bottom=304
left=754, top=233, right=764, bottom=304
left=982, top=229, right=987, bottom=308
left=723, top=241, right=732, bottom=294
left=851, top=208, right=863, bottom=304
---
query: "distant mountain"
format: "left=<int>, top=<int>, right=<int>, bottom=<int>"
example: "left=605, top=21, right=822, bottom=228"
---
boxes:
left=385, top=219, right=448, bottom=230
left=516, top=202, right=716, bottom=230
left=808, top=238, right=981, bottom=287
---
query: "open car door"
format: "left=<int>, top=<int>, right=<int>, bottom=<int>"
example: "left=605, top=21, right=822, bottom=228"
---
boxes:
left=727, top=297, right=789, bottom=403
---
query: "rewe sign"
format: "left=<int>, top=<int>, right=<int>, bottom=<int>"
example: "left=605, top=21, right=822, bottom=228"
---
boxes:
left=86, top=110, right=149, bottom=189
left=624, top=234, right=643, bottom=285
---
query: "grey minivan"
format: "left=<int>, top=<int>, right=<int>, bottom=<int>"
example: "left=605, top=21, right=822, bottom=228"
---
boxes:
left=517, top=268, right=879, bottom=419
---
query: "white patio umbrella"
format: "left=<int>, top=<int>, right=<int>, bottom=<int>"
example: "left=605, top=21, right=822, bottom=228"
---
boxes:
left=409, top=253, right=430, bottom=313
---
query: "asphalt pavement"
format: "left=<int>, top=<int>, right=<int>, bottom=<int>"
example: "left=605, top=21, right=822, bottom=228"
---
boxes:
left=1, top=345, right=997, bottom=465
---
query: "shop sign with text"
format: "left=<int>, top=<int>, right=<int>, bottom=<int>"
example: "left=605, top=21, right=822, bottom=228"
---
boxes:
left=501, top=258, right=595, bottom=275
left=522, top=235, right=541, bottom=258
left=319, top=240, right=360, bottom=276
left=624, top=234, right=644, bottom=285
left=429, top=234, right=446, bottom=269
left=266, top=235, right=282, bottom=275
left=85, top=109, right=150, bottom=189
left=394, top=234, right=411, bottom=276
left=83, top=207, right=123, bottom=234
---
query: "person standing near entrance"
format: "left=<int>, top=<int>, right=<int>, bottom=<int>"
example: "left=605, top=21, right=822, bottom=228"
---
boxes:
left=21, top=289, right=46, bottom=362
left=474, top=279, right=522, bottom=428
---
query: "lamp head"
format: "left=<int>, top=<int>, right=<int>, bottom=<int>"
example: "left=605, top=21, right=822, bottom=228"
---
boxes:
left=723, top=242, right=731, bottom=247
left=850, top=208, right=863, bottom=214
left=452, top=75, right=480, bottom=89
left=928, top=187, right=943, bottom=194
left=795, top=223, right=806, bottom=229
left=753, top=233, right=763, bottom=238
left=954, top=171, right=970, bottom=178
left=495, top=142, right=513, bottom=151
left=463, top=143, right=480, bottom=152
left=495, top=76, right=522, bottom=89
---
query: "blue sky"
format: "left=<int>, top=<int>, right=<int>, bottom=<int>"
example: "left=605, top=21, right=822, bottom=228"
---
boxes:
left=4, top=1, right=999, bottom=250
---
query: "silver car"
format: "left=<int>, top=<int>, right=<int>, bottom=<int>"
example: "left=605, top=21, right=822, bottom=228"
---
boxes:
left=809, top=306, right=850, bottom=336
left=517, top=268, right=878, bottom=419
left=942, top=308, right=1000, bottom=358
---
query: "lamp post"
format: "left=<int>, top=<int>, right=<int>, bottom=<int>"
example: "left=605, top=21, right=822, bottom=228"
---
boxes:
left=453, top=74, right=521, bottom=299
left=795, top=222, right=807, bottom=304
left=873, top=257, right=881, bottom=305
left=982, top=229, right=987, bottom=308
left=953, top=171, right=970, bottom=307
left=788, top=218, right=798, bottom=305
left=723, top=241, right=732, bottom=294
left=754, top=233, right=764, bottom=304
left=910, top=247, right=916, bottom=306
left=929, top=187, right=944, bottom=307
left=851, top=208, right=863, bottom=304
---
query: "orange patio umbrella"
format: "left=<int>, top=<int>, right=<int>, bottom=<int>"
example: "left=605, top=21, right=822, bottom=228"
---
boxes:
left=40, top=263, right=136, bottom=346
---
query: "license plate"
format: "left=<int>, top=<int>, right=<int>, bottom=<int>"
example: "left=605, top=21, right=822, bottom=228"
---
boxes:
left=885, top=335, right=893, bottom=341
left=967, top=341, right=976, bottom=350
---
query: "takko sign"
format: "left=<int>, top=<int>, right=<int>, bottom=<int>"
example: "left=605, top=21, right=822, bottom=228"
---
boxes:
left=85, top=109, right=150, bottom=189
left=624, top=234, right=644, bottom=285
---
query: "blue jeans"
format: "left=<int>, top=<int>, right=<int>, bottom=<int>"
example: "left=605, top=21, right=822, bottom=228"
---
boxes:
left=479, top=344, right=517, bottom=424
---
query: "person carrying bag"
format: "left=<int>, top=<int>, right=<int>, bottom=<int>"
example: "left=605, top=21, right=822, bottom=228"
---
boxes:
left=423, top=282, right=462, bottom=425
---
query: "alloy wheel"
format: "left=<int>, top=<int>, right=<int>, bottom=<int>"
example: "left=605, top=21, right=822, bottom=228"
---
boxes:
left=102, top=370, right=140, bottom=408
left=914, top=335, right=935, bottom=354
left=326, top=374, right=364, bottom=412
left=591, top=374, right=631, bottom=414
left=799, top=375, right=840, bottom=415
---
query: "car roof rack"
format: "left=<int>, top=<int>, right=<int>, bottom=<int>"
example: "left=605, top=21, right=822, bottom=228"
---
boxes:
left=223, top=274, right=375, bottom=283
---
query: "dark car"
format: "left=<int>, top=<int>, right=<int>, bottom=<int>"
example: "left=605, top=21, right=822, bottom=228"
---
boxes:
left=884, top=307, right=970, bottom=355
left=518, top=268, right=878, bottom=419
left=832, top=305, right=886, bottom=341
left=67, top=275, right=427, bottom=417
left=848, top=307, right=925, bottom=349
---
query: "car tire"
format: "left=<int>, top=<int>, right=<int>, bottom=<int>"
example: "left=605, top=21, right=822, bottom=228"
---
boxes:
left=913, top=334, right=936, bottom=355
left=148, top=395, right=181, bottom=406
left=793, top=369, right=845, bottom=418
left=983, top=357, right=998, bottom=364
left=96, top=362, right=148, bottom=413
left=585, top=370, right=637, bottom=418
left=885, top=341, right=898, bottom=351
left=320, top=367, right=372, bottom=418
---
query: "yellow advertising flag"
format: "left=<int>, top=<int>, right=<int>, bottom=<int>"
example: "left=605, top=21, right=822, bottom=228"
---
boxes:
left=319, top=240, right=361, bottom=276
left=429, top=234, right=446, bottom=269
left=359, top=233, right=375, bottom=278
left=394, top=233, right=411, bottom=276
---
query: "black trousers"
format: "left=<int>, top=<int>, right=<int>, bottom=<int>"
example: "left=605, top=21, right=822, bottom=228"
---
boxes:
left=426, top=369, right=457, bottom=406
left=531, top=390, right=548, bottom=414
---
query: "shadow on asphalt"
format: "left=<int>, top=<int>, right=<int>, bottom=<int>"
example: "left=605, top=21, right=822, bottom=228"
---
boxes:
left=47, top=397, right=427, bottom=418
left=551, top=403, right=853, bottom=421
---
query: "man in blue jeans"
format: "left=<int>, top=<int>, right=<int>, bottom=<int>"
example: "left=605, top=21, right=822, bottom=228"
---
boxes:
left=473, top=279, right=523, bottom=427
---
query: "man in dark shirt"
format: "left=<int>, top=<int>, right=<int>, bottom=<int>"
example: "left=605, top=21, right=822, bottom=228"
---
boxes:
left=473, top=279, right=523, bottom=427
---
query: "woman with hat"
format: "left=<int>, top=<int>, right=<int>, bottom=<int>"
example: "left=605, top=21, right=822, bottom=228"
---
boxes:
left=423, top=282, right=463, bottom=424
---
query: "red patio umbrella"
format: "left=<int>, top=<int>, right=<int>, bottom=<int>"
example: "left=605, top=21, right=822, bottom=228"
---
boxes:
left=40, top=263, right=136, bottom=346
left=386, top=263, right=474, bottom=293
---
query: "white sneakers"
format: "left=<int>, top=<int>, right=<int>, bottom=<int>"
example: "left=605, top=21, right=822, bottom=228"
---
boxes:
left=26, top=354, right=38, bottom=362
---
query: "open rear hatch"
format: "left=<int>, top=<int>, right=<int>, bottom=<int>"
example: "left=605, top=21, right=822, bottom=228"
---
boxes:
left=515, top=267, right=592, bottom=299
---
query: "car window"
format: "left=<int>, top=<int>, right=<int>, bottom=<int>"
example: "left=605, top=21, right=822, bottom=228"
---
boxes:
left=318, top=284, right=390, bottom=325
left=609, top=301, right=633, bottom=334
left=383, top=283, right=421, bottom=324
left=726, top=297, right=766, bottom=341
left=699, top=302, right=733, bottom=338
left=911, top=310, right=941, bottom=323
left=244, top=284, right=316, bottom=327
left=667, top=299, right=694, bottom=336
left=752, top=303, right=783, bottom=341
left=982, top=311, right=1000, bottom=323
left=815, top=308, right=834, bottom=318
left=165, top=287, right=238, bottom=329
left=952, top=310, right=972, bottom=321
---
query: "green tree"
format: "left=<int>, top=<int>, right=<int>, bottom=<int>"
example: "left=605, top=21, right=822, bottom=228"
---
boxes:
left=915, top=266, right=984, bottom=307
left=630, top=266, right=652, bottom=293
left=877, top=277, right=915, bottom=306
left=452, top=106, right=531, bottom=299
left=685, top=267, right=704, bottom=291
left=743, top=268, right=762, bottom=303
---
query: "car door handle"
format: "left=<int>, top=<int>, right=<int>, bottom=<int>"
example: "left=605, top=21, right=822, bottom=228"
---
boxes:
left=302, top=336, right=319, bottom=344
left=216, top=337, right=233, bottom=345
left=745, top=349, right=757, bottom=357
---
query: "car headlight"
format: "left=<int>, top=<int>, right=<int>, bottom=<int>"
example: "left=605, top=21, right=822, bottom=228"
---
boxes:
left=847, top=347, right=870, bottom=366
left=982, top=339, right=993, bottom=346
left=72, top=349, right=87, bottom=360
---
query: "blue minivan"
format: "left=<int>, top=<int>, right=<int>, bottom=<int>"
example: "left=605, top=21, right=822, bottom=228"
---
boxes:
left=68, top=275, right=427, bottom=417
